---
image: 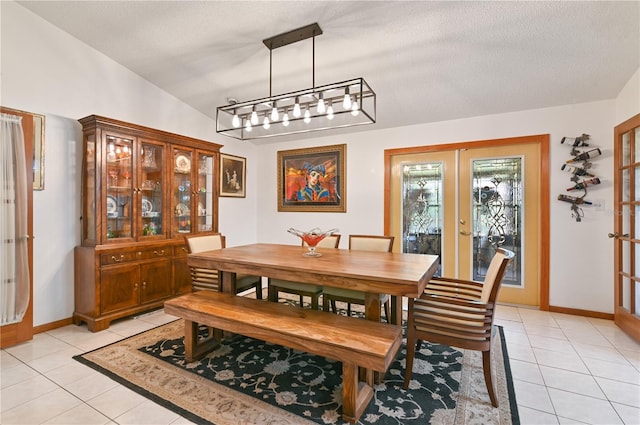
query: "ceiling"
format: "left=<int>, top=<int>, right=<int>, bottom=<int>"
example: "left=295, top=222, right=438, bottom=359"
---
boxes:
left=18, top=1, right=640, bottom=144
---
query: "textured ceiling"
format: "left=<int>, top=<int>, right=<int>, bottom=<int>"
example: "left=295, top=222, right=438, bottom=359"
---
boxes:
left=18, top=1, right=640, bottom=144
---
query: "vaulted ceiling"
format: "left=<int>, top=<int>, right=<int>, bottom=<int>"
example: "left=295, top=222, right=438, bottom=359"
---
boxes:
left=19, top=1, right=640, bottom=143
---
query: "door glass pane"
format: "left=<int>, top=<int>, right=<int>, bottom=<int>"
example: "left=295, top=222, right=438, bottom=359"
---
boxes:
left=140, top=142, right=163, bottom=237
left=196, top=153, right=215, bottom=232
left=106, top=135, right=133, bottom=239
left=401, top=162, right=443, bottom=275
left=471, top=157, right=522, bottom=287
left=622, top=277, right=630, bottom=310
left=623, top=205, right=631, bottom=239
left=635, top=281, right=640, bottom=317
left=623, top=168, right=631, bottom=202
left=174, top=149, right=192, bottom=234
left=634, top=130, right=640, bottom=163
left=623, top=240, right=630, bottom=275
left=623, top=130, right=631, bottom=165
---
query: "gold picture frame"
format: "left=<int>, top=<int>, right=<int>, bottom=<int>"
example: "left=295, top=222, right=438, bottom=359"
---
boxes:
left=277, top=144, right=346, bottom=212
left=220, top=153, right=246, bottom=198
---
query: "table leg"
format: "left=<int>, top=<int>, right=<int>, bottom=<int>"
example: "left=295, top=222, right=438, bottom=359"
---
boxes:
left=390, top=295, right=402, bottom=325
left=218, top=271, right=238, bottom=339
left=362, top=293, right=383, bottom=382
left=183, top=319, right=219, bottom=362
left=220, top=270, right=237, bottom=294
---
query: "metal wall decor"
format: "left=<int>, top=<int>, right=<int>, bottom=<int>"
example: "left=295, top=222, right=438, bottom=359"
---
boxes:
left=557, top=134, right=602, bottom=222
left=216, top=23, right=376, bottom=141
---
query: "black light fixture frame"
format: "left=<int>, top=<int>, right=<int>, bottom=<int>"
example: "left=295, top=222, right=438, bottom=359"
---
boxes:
left=216, top=23, right=376, bottom=141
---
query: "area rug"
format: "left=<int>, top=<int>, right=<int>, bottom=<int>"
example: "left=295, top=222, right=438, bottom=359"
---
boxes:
left=74, top=317, right=518, bottom=425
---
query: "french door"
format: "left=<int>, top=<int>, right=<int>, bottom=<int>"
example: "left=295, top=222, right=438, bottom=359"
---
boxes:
left=612, top=113, right=640, bottom=343
left=385, top=135, right=549, bottom=307
left=0, top=107, right=35, bottom=348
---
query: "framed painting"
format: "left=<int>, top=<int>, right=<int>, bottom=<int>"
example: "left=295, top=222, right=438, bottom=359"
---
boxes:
left=220, top=153, right=246, bottom=198
left=277, top=144, right=346, bottom=212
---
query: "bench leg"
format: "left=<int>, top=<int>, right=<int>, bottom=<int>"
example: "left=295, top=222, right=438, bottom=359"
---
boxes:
left=342, top=362, right=374, bottom=423
left=183, top=319, right=220, bottom=362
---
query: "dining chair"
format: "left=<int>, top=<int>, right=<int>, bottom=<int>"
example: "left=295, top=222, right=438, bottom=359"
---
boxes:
left=267, top=234, right=341, bottom=309
left=184, top=233, right=263, bottom=299
left=403, top=247, right=515, bottom=407
left=322, top=234, right=395, bottom=320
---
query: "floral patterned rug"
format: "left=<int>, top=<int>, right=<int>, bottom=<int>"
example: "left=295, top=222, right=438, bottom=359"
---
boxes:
left=74, top=315, right=518, bottom=425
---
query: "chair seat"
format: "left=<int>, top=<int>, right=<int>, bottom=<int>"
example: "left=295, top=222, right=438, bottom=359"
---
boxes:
left=236, top=273, right=261, bottom=290
left=322, top=286, right=389, bottom=302
left=269, top=279, right=322, bottom=292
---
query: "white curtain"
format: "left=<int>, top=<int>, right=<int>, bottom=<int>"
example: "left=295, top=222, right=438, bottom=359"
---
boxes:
left=1, top=113, right=30, bottom=325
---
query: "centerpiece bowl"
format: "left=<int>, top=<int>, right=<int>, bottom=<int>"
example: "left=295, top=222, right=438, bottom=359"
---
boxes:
left=287, top=227, right=339, bottom=257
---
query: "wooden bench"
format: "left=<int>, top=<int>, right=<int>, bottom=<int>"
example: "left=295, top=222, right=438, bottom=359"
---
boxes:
left=164, top=291, right=402, bottom=423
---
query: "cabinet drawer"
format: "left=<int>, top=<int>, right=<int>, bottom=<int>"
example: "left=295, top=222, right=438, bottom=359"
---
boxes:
left=174, top=244, right=189, bottom=257
left=100, top=252, right=137, bottom=265
left=136, top=247, right=171, bottom=261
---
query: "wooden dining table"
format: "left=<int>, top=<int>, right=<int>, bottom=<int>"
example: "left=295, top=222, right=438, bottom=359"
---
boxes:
left=186, top=243, right=440, bottom=325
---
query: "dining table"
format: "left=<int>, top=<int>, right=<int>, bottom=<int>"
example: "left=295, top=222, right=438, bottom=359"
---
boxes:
left=186, top=242, right=440, bottom=325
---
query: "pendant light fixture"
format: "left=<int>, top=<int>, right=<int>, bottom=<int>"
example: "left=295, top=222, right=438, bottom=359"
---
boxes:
left=216, top=23, right=376, bottom=141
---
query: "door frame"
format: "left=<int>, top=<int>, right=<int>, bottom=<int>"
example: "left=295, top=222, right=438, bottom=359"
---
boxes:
left=613, top=113, right=640, bottom=343
left=384, top=134, right=550, bottom=310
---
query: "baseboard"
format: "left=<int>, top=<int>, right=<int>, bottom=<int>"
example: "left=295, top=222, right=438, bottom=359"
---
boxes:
left=548, top=305, right=614, bottom=320
left=33, top=317, right=73, bottom=334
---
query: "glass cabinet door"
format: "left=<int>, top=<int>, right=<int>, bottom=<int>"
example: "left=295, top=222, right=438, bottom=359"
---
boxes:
left=173, top=148, right=193, bottom=235
left=105, top=135, right=134, bottom=240
left=83, top=134, right=97, bottom=244
left=139, top=140, right=165, bottom=239
left=195, top=151, right=215, bottom=233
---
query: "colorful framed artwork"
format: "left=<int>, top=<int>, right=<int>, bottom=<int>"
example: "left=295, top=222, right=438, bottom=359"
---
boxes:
left=220, top=153, right=246, bottom=198
left=277, top=144, right=346, bottom=212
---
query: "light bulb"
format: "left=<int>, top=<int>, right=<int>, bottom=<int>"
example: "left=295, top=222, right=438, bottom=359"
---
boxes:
left=271, top=103, right=279, bottom=121
left=231, top=110, right=240, bottom=127
left=343, top=87, right=352, bottom=110
left=250, top=106, right=258, bottom=125
left=316, top=92, right=326, bottom=114
left=351, top=98, right=359, bottom=116
left=327, top=102, right=334, bottom=120
left=263, top=114, right=270, bottom=129
left=245, top=120, right=252, bottom=132
left=282, top=109, right=290, bottom=127
left=303, top=106, right=311, bottom=124
left=293, top=97, right=301, bottom=118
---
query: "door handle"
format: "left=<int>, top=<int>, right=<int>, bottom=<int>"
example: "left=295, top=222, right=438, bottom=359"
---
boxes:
left=608, top=232, right=629, bottom=239
left=460, top=230, right=471, bottom=236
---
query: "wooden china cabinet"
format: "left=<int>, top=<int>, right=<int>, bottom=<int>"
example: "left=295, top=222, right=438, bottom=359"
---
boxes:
left=74, top=115, right=221, bottom=331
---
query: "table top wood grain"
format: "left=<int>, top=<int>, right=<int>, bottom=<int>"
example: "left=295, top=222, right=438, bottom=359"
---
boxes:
left=187, top=243, right=439, bottom=298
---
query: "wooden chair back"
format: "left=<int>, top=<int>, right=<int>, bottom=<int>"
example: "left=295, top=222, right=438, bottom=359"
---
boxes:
left=184, top=233, right=226, bottom=292
left=480, top=247, right=515, bottom=303
left=348, top=234, right=394, bottom=252
left=184, top=233, right=225, bottom=253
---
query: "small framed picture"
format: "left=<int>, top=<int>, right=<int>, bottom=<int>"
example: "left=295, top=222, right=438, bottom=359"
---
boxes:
left=277, top=144, right=346, bottom=212
left=220, top=153, right=246, bottom=198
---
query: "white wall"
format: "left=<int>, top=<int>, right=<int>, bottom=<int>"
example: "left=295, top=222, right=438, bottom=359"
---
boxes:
left=616, top=68, right=640, bottom=123
left=3, top=1, right=638, bottom=326
left=256, top=98, right=638, bottom=314
left=2, top=2, right=258, bottom=326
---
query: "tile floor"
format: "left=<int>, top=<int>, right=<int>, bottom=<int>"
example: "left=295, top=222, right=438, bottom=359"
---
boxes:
left=1, top=304, right=639, bottom=424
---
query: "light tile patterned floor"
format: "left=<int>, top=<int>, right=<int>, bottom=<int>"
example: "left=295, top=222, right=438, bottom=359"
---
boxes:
left=1, top=304, right=639, bottom=424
